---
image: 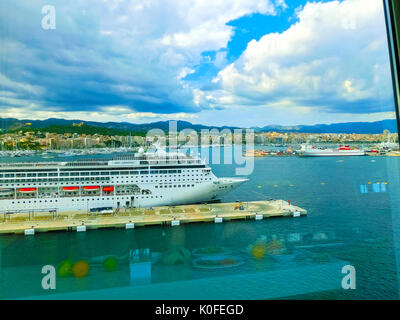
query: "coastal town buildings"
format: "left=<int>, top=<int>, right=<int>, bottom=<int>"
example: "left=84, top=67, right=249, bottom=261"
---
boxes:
left=0, top=129, right=398, bottom=151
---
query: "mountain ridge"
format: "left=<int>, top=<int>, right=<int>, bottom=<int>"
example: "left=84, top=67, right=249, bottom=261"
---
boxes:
left=252, top=119, right=398, bottom=134
left=0, top=117, right=397, bottom=134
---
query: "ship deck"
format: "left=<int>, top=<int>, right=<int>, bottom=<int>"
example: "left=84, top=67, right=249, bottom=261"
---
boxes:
left=0, top=200, right=307, bottom=235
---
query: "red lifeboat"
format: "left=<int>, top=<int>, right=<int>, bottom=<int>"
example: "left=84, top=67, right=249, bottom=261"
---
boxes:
left=339, top=146, right=351, bottom=150
left=19, top=188, right=37, bottom=193
left=102, top=186, right=114, bottom=192
left=62, top=186, right=79, bottom=191
left=83, top=186, right=100, bottom=190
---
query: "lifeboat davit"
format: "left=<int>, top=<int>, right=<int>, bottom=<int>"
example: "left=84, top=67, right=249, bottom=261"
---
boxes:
left=83, top=186, right=100, bottom=190
left=102, top=186, right=114, bottom=192
left=19, top=188, right=37, bottom=193
left=62, top=186, right=79, bottom=191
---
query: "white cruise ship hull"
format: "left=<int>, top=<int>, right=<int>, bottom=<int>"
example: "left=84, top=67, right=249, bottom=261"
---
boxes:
left=0, top=154, right=248, bottom=213
left=0, top=179, right=246, bottom=212
left=299, top=150, right=365, bottom=157
left=298, top=144, right=365, bottom=157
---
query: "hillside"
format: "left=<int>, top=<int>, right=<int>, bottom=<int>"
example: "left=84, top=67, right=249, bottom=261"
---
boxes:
left=0, top=117, right=398, bottom=135
left=252, top=119, right=398, bottom=134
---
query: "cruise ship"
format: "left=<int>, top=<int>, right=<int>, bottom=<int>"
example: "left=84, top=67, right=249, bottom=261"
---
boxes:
left=0, top=152, right=247, bottom=213
left=298, top=144, right=365, bottom=157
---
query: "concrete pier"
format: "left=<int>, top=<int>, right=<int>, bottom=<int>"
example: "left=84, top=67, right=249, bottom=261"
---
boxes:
left=0, top=200, right=307, bottom=235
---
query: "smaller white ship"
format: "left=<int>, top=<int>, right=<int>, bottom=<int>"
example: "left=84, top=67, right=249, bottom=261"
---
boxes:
left=298, top=144, right=365, bottom=157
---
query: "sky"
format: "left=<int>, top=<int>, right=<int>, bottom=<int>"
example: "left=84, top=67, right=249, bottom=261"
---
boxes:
left=0, top=0, right=396, bottom=127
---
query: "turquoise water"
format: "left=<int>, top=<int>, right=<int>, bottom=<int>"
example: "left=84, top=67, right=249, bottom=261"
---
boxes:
left=1, top=151, right=400, bottom=299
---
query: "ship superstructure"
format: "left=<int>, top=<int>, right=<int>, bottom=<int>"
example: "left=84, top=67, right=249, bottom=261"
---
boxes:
left=0, top=152, right=247, bottom=213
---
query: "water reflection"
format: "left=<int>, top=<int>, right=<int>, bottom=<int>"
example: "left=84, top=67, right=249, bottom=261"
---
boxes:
left=0, top=223, right=360, bottom=299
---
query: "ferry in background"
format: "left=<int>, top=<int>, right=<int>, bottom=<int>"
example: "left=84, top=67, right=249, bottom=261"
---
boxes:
left=298, top=144, right=365, bottom=157
left=0, top=151, right=247, bottom=213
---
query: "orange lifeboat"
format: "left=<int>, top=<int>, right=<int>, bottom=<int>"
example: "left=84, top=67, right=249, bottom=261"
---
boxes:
left=83, top=186, right=100, bottom=190
left=19, top=188, right=37, bottom=193
left=102, top=186, right=114, bottom=192
left=62, top=186, right=79, bottom=191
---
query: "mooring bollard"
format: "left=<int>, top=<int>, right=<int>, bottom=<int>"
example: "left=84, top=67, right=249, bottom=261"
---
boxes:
left=24, top=228, right=35, bottom=236
left=171, top=220, right=180, bottom=226
left=214, top=217, right=223, bottom=223
left=77, top=225, right=86, bottom=232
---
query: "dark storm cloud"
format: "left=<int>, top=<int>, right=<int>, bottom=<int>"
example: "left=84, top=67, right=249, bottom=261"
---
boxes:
left=0, top=0, right=200, bottom=115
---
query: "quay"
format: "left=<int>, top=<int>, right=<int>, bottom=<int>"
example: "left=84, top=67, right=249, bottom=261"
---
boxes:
left=0, top=200, right=307, bottom=235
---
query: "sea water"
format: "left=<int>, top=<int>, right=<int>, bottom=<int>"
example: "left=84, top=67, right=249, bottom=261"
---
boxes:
left=0, top=149, right=399, bottom=299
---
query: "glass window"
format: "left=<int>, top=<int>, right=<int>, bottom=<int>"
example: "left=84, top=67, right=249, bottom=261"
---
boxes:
left=1, top=0, right=400, bottom=303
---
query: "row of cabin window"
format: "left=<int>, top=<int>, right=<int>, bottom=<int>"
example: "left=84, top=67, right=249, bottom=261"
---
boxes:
left=2, top=173, right=206, bottom=182
left=0, top=177, right=110, bottom=183
left=155, top=184, right=195, bottom=188
left=70, top=195, right=162, bottom=201
left=0, top=169, right=189, bottom=178
left=0, top=175, right=212, bottom=185
left=10, top=195, right=163, bottom=204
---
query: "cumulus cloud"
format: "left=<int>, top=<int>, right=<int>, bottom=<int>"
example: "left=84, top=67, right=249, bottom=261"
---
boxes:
left=0, top=0, right=395, bottom=126
left=205, top=0, right=394, bottom=115
left=0, top=0, right=277, bottom=120
left=0, top=105, right=198, bottom=123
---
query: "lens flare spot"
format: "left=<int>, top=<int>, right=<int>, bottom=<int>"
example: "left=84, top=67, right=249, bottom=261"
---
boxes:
left=57, top=260, right=73, bottom=277
left=103, top=256, right=118, bottom=272
left=251, top=244, right=267, bottom=260
left=72, top=260, right=90, bottom=278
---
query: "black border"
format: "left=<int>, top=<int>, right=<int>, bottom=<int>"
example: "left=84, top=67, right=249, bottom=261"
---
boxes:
left=383, top=0, right=400, bottom=142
